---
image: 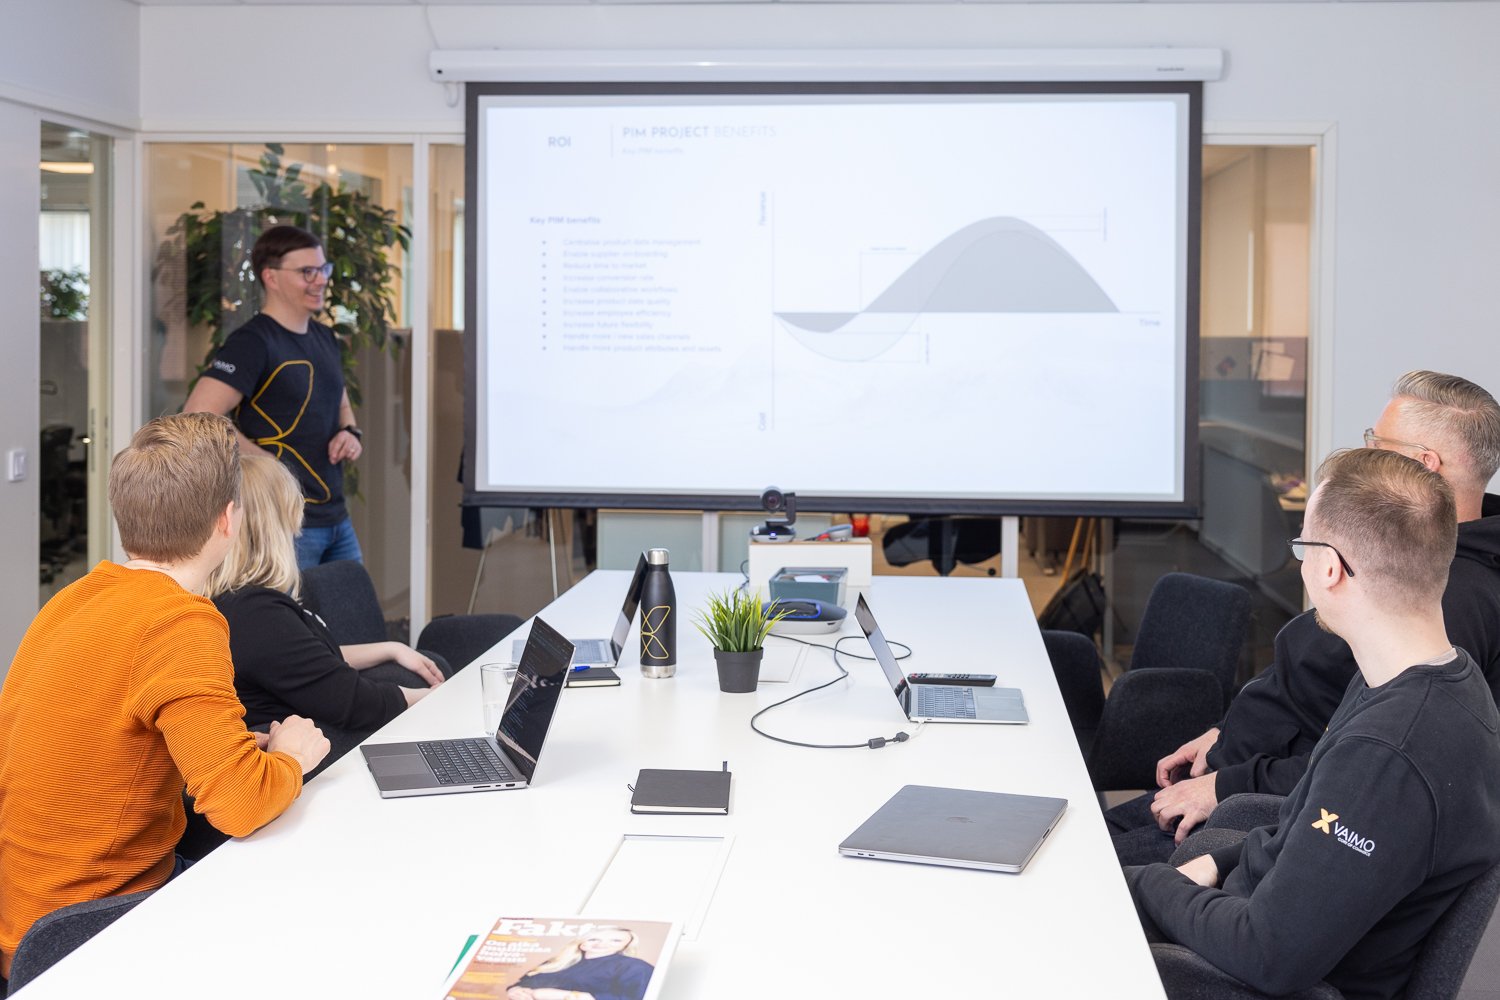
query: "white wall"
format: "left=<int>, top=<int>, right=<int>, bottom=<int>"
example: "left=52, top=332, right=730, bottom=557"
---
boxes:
left=0, top=0, right=139, bottom=666
left=139, top=2, right=1500, bottom=471
left=0, top=0, right=139, bottom=128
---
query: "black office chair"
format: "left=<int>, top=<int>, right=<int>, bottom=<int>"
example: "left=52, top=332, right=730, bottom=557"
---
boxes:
left=416, top=613, right=523, bottom=673
left=880, top=517, right=1001, bottom=576
left=1040, top=629, right=1106, bottom=754
left=301, top=560, right=519, bottom=676
left=1128, top=572, right=1252, bottom=709
left=1085, top=667, right=1224, bottom=793
left=299, top=560, right=389, bottom=647
left=7, top=889, right=155, bottom=994
left=1149, top=860, right=1500, bottom=1000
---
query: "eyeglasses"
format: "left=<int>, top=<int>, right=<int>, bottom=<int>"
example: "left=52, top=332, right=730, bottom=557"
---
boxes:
left=274, top=262, right=334, bottom=283
left=1287, top=538, right=1356, bottom=578
left=1363, top=427, right=1437, bottom=461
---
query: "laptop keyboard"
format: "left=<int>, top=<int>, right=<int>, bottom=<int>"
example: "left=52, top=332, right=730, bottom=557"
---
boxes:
left=915, top=685, right=977, bottom=719
left=418, top=739, right=518, bottom=785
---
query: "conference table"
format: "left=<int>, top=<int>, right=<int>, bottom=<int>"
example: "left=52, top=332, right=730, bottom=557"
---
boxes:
left=22, top=572, right=1166, bottom=998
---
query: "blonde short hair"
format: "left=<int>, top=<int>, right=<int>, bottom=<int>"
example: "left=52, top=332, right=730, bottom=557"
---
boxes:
left=1312, top=448, right=1456, bottom=612
left=205, top=454, right=304, bottom=599
left=109, top=412, right=241, bottom=563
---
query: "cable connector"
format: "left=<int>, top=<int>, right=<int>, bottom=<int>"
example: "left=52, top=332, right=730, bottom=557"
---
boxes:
left=866, top=731, right=911, bottom=749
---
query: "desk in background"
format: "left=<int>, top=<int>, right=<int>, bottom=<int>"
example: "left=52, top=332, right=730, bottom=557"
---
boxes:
left=20, top=573, right=1164, bottom=998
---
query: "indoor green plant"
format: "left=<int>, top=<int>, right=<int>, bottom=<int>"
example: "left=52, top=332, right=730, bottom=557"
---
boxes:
left=694, top=589, right=789, bottom=693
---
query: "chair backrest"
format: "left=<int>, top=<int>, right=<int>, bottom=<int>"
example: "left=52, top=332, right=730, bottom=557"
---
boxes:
left=1129, top=572, right=1251, bottom=706
left=7, top=889, right=155, bottom=992
left=299, top=559, right=386, bottom=646
left=1407, top=861, right=1500, bottom=1000
left=1040, top=629, right=1106, bottom=746
left=1086, top=667, right=1223, bottom=792
left=416, top=613, right=524, bottom=673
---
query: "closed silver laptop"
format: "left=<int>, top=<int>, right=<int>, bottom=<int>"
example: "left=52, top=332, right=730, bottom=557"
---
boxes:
left=839, top=784, right=1067, bottom=873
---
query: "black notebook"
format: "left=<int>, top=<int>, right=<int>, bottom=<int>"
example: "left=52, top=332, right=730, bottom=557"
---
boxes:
left=567, top=666, right=621, bottom=688
left=630, top=768, right=732, bottom=815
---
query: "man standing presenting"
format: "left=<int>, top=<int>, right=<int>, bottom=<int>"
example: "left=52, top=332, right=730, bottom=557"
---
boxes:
left=183, top=225, right=365, bottom=568
left=1129, top=448, right=1500, bottom=998
left=0, top=413, right=329, bottom=976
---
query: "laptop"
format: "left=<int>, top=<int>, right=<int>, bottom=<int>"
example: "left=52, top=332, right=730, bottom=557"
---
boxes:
left=360, top=617, right=574, bottom=798
left=839, top=784, right=1067, bottom=873
left=854, top=593, right=1029, bottom=724
left=512, top=552, right=648, bottom=667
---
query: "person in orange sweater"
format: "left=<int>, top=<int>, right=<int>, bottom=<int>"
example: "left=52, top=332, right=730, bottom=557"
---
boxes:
left=0, top=412, right=331, bottom=977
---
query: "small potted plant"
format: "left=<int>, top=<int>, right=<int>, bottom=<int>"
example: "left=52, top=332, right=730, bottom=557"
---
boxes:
left=694, top=589, right=789, bottom=693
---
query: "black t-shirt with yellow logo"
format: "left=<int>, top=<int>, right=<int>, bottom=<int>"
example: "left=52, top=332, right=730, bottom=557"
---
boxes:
left=203, top=313, right=347, bottom=528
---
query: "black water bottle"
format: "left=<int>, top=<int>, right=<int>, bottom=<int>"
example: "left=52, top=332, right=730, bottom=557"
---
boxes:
left=639, top=548, right=677, bottom=678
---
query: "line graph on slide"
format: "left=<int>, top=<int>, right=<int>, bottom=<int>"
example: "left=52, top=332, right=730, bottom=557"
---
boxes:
left=774, top=217, right=1119, bottom=361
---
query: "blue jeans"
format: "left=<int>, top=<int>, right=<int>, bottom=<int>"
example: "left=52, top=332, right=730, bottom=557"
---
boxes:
left=294, top=516, right=363, bottom=569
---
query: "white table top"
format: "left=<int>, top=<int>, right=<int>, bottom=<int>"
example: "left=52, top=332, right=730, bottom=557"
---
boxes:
left=21, top=572, right=1165, bottom=998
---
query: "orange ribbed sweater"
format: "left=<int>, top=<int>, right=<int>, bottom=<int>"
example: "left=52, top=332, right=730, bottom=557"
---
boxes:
left=0, top=562, right=303, bottom=975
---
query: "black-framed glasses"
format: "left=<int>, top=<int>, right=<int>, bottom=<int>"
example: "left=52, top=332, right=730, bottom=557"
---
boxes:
left=1288, top=538, right=1356, bottom=578
left=1363, top=427, right=1437, bottom=462
left=275, top=262, right=334, bottom=283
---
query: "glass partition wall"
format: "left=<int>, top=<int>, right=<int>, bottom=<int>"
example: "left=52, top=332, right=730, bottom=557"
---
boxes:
left=143, top=137, right=1314, bottom=667
left=146, top=142, right=415, bottom=631
left=40, top=122, right=111, bottom=604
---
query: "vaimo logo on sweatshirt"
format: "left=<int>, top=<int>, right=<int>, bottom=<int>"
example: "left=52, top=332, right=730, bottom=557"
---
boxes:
left=1312, top=807, right=1375, bottom=857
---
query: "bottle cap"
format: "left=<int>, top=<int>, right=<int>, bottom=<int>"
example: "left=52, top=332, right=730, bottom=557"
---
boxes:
left=646, top=548, right=670, bottom=565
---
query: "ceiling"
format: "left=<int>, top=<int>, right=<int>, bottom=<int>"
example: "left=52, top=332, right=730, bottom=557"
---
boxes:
left=120, top=0, right=1460, bottom=6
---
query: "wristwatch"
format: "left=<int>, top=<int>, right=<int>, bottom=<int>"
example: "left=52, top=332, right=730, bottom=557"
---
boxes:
left=342, top=424, right=363, bottom=440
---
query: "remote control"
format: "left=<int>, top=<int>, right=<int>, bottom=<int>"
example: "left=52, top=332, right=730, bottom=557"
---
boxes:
left=907, top=673, right=997, bottom=687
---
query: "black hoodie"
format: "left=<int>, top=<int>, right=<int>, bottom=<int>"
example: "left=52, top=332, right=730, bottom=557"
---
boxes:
left=1130, top=649, right=1500, bottom=1000
left=1206, top=493, right=1500, bottom=798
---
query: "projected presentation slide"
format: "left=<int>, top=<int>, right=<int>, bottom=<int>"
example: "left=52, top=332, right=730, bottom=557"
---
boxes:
left=475, top=91, right=1191, bottom=505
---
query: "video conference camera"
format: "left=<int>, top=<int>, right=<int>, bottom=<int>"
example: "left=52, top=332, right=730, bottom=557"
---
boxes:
left=750, top=487, right=797, bottom=543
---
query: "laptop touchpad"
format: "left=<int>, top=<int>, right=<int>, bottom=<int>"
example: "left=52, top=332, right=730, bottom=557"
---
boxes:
left=371, top=755, right=431, bottom=778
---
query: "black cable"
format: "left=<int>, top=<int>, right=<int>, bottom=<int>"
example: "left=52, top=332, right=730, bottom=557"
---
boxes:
left=766, top=631, right=912, bottom=663
left=749, top=635, right=913, bottom=750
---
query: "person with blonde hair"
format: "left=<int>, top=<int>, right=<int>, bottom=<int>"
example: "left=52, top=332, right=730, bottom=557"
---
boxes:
left=206, top=454, right=444, bottom=746
left=507, top=926, right=655, bottom=1000
left=0, top=413, right=329, bottom=976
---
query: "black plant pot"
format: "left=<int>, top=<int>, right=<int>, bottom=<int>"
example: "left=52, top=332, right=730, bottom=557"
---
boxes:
left=714, top=648, right=764, bottom=693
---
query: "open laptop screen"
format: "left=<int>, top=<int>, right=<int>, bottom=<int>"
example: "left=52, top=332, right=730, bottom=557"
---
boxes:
left=608, top=552, right=650, bottom=660
left=497, top=617, right=573, bottom=783
left=854, top=594, right=908, bottom=695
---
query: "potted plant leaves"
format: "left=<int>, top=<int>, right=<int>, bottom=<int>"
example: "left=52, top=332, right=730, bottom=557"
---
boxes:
left=693, top=588, right=789, bottom=693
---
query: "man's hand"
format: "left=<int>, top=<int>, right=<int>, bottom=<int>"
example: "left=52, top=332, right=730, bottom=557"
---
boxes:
left=253, top=730, right=271, bottom=751
left=266, top=715, right=331, bottom=775
left=1156, top=726, right=1221, bottom=788
left=328, top=429, right=363, bottom=465
left=1150, top=772, right=1219, bottom=843
left=401, top=685, right=433, bottom=709
left=1176, top=852, right=1220, bottom=889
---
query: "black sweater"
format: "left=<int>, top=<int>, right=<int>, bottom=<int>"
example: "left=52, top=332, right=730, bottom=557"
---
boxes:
left=1130, top=650, right=1500, bottom=999
left=1208, top=494, right=1500, bottom=797
left=214, top=585, right=406, bottom=732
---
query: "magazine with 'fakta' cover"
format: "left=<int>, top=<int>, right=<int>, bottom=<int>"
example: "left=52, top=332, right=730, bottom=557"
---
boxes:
left=442, top=915, right=680, bottom=1000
